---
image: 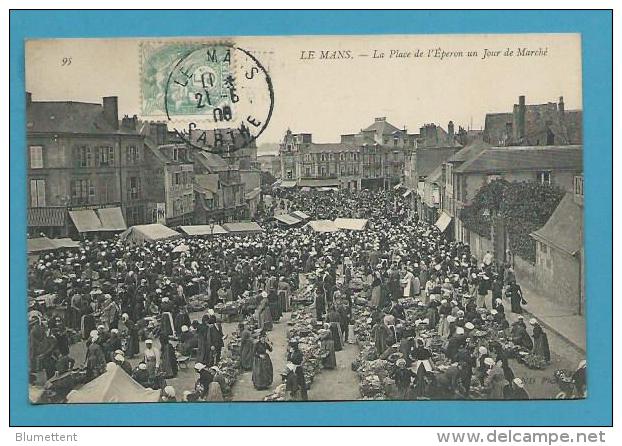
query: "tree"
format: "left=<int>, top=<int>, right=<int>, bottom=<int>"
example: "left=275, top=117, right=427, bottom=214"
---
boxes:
left=461, top=179, right=564, bottom=262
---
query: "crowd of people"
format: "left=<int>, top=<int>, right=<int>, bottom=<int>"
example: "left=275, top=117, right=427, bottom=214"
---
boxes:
left=28, top=188, right=586, bottom=402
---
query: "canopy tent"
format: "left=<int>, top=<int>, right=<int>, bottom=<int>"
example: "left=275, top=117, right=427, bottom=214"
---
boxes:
left=402, top=189, right=413, bottom=198
left=119, top=224, right=181, bottom=244
left=274, top=214, right=302, bottom=226
left=178, top=225, right=228, bottom=236
left=393, top=183, right=404, bottom=190
left=66, top=363, right=160, bottom=403
left=290, top=210, right=311, bottom=221
left=69, top=207, right=127, bottom=233
left=28, top=237, right=80, bottom=254
left=307, top=220, right=339, bottom=233
left=434, top=212, right=453, bottom=233
left=222, top=221, right=264, bottom=234
left=334, top=218, right=369, bottom=231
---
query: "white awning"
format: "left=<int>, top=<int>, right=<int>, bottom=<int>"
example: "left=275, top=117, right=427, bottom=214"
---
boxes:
left=275, top=214, right=302, bottom=226
left=403, top=189, right=412, bottom=198
left=434, top=212, right=453, bottom=232
left=69, top=210, right=102, bottom=232
left=334, top=218, right=368, bottom=231
left=178, top=225, right=228, bottom=236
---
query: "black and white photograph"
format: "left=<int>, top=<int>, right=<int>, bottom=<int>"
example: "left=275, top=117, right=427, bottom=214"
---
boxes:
left=24, top=34, right=587, bottom=405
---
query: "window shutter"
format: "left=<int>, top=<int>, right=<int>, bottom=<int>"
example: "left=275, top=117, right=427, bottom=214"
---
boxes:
left=37, top=180, right=46, bottom=207
left=30, top=180, right=38, bottom=207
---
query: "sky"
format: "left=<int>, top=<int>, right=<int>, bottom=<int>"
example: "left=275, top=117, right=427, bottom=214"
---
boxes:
left=25, top=34, right=582, bottom=144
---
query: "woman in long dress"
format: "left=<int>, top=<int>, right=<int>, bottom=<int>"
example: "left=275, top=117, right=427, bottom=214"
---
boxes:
left=506, top=281, right=524, bottom=314
left=402, top=269, right=415, bottom=298
left=531, top=323, right=551, bottom=362
left=255, top=293, right=273, bottom=331
left=371, top=319, right=393, bottom=357
left=437, top=299, right=452, bottom=338
left=159, top=336, right=178, bottom=379
left=238, top=324, right=254, bottom=371
left=370, top=271, right=382, bottom=308
left=320, top=329, right=337, bottom=370
left=252, top=333, right=274, bottom=390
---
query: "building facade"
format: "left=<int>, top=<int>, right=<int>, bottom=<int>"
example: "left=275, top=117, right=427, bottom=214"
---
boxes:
left=26, top=94, right=147, bottom=238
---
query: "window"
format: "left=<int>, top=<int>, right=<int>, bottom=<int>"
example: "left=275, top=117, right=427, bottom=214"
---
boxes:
left=574, top=175, right=584, bottom=197
left=30, top=179, right=46, bottom=207
left=340, top=165, right=345, bottom=176
left=174, top=172, right=182, bottom=186
left=127, top=145, right=139, bottom=165
left=286, top=170, right=292, bottom=179
left=340, top=153, right=345, bottom=161
left=78, top=146, right=93, bottom=167
left=128, top=176, right=141, bottom=200
left=98, top=146, right=114, bottom=166
left=71, top=179, right=94, bottom=205
left=537, top=171, right=551, bottom=185
left=320, top=166, right=327, bottom=177
left=320, top=154, right=326, bottom=162
left=173, top=147, right=180, bottom=162
left=29, top=145, right=43, bottom=169
left=305, top=167, right=311, bottom=177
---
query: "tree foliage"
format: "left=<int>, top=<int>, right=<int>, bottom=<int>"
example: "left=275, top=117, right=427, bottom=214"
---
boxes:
left=461, top=179, right=565, bottom=262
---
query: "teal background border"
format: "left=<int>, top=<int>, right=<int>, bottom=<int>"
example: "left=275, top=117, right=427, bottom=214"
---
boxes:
left=9, top=10, right=613, bottom=426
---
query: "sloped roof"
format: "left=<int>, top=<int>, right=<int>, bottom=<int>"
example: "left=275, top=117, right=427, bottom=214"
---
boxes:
left=363, top=119, right=402, bottom=136
left=27, top=101, right=136, bottom=135
left=28, top=237, right=80, bottom=253
left=194, top=174, right=219, bottom=194
left=290, top=210, right=311, bottom=220
left=455, top=145, right=583, bottom=174
left=66, top=363, right=161, bottom=403
left=194, top=151, right=230, bottom=172
left=415, top=147, right=462, bottom=177
left=424, top=164, right=443, bottom=185
left=447, top=140, right=491, bottom=163
left=97, top=207, right=127, bottom=231
left=531, top=193, right=583, bottom=255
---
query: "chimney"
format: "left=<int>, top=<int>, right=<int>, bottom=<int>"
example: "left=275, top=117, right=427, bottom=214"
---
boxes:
left=102, top=96, right=119, bottom=130
left=558, top=96, right=565, bottom=114
left=26, top=92, right=32, bottom=107
left=448, top=120, right=455, bottom=138
left=514, top=95, right=526, bottom=142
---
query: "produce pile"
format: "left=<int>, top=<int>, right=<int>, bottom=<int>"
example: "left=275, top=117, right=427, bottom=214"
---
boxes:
left=214, top=294, right=257, bottom=318
left=357, top=358, right=397, bottom=400
left=285, top=309, right=323, bottom=386
left=187, top=294, right=210, bottom=312
left=289, top=284, right=315, bottom=307
left=517, top=352, right=548, bottom=370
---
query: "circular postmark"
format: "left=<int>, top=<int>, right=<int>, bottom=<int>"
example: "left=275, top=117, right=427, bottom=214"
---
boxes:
left=164, top=43, right=274, bottom=154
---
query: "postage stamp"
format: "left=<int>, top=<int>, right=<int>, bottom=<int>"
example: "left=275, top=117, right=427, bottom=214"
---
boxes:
left=140, top=41, right=274, bottom=153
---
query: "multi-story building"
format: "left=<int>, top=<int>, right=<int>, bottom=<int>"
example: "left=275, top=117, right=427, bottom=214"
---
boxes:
left=445, top=144, right=583, bottom=246
left=26, top=94, right=146, bottom=238
left=279, top=117, right=422, bottom=190
left=483, top=95, right=582, bottom=146
left=142, top=122, right=195, bottom=226
left=193, top=151, right=247, bottom=224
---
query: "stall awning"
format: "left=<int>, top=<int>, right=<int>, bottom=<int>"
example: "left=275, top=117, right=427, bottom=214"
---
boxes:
left=290, top=210, right=311, bottom=220
left=28, top=237, right=80, bottom=254
left=434, top=212, right=453, bottom=232
left=403, top=189, right=413, bottom=198
left=97, top=207, right=127, bottom=231
left=178, top=225, right=228, bottom=236
left=393, top=183, right=403, bottom=190
left=298, top=178, right=340, bottom=188
left=69, top=210, right=102, bottom=232
left=222, top=221, right=264, bottom=233
left=119, top=224, right=181, bottom=243
left=280, top=180, right=297, bottom=188
left=334, top=218, right=368, bottom=231
left=308, top=220, right=339, bottom=233
left=275, top=214, right=302, bottom=226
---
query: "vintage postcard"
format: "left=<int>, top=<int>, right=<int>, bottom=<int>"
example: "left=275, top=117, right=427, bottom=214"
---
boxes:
left=24, top=34, right=586, bottom=405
